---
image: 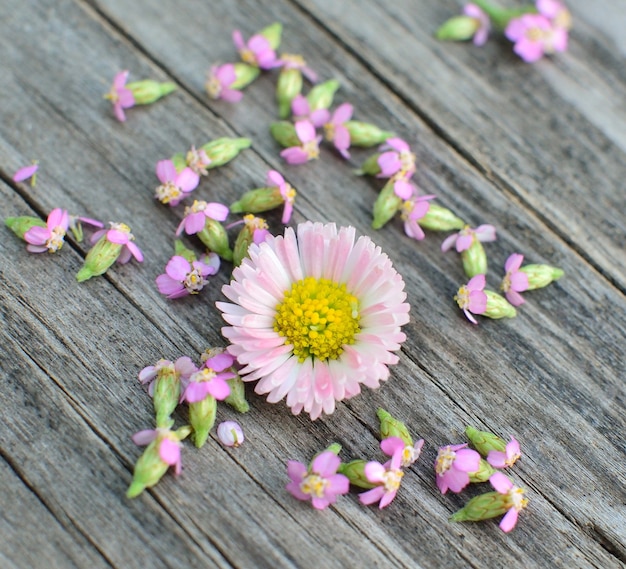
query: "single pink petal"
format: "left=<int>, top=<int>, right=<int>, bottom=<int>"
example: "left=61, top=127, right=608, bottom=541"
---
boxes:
left=126, top=241, right=143, bottom=262
left=26, top=244, right=49, bottom=253
left=12, top=164, right=39, bottom=182
left=248, top=34, right=270, bottom=54
left=454, top=449, right=481, bottom=472
left=232, top=29, right=245, bottom=50
left=204, top=352, right=235, bottom=372
left=441, top=233, right=458, bottom=252
left=117, top=247, right=132, bottom=265
left=358, top=486, right=385, bottom=506
left=310, top=496, right=331, bottom=510
left=90, top=229, right=107, bottom=244
left=309, top=109, right=329, bottom=128
left=184, top=382, right=211, bottom=403
left=467, top=274, right=486, bottom=291
left=505, top=290, right=526, bottom=307
left=166, top=255, right=192, bottom=280
left=24, top=226, right=50, bottom=245
left=176, top=168, right=200, bottom=193
left=132, top=429, right=157, bottom=446
left=182, top=212, right=205, bottom=235
left=468, top=290, right=487, bottom=314
left=487, top=450, right=508, bottom=469
left=204, top=202, right=229, bottom=221
left=106, top=229, right=128, bottom=244
left=206, top=378, right=230, bottom=400
left=379, top=489, right=398, bottom=509
left=46, top=208, right=66, bottom=230
left=294, top=120, right=316, bottom=144
left=113, top=70, right=129, bottom=90
left=332, top=103, right=353, bottom=124
left=281, top=201, right=294, bottom=224
left=380, top=437, right=405, bottom=457
left=311, top=451, right=340, bottom=478
left=393, top=179, right=414, bottom=200
left=507, top=437, right=521, bottom=459
left=364, top=461, right=386, bottom=484
left=159, top=438, right=180, bottom=466
left=489, top=471, right=513, bottom=494
left=280, top=147, right=309, bottom=165
left=117, top=88, right=135, bottom=108
left=221, top=89, right=244, bottom=103
left=291, top=95, right=309, bottom=117
left=156, top=274, right=185, bottom=296
left=509, top=271, right=529, bottom=292
left=463, top=308, right=479, bottom=325
left=499, top=508, right=519, bottom=532
left=156, top=159, right=177, bottom=183
left=455, top=233, right=473, bottom=252
left=287, top=460, right=307, bottom=483
left=505, top=253, right=524, bottom=273
left=475, top=224, right=497, bottom=242
left=267, top=170, right=285, bottom=187
left=215, top=63, right=236, bottom=85
left=326, top=474, right=349, bottom=496
left=113, top=102, right=126, bottom=122
left=442, top=468, right=470, bottom=493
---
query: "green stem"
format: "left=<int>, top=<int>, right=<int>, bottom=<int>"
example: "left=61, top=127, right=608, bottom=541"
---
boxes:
left=471, top=0, right=537, bottom=29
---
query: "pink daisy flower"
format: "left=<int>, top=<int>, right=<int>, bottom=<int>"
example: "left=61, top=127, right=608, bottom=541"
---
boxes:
left=501, top=253, right=530, bottom=306
left=435, top=443, right=481, bottom=494
left=322, top=103, right=353, bottom=159
left=217, top=222, right=410, bottom=419
left=400, top=195, right=436, bottom=241
left=155, top=253, right=220, bottom=299
left=105, top=70, right=135, bottom=122
left=455, top=274, right=488, bottom=325
left=279, top=120, right=322, bottom=165
left=232, top=30, right=279, bottom=69
left=24, top=208, right=69, bottom=253
left=463, top=4, right=491, bottom=46
left=205, top=64, right=243, bottom=103
left=175, top=200, right=230, bottom=236
left=154, top=159, right=200, bottom=207
left=286, top=451, right=349, bottom=509
left=487, top=436, right=522, bottom=469
left=359, top=448, right=404, bottom=509
left=489, top=472, right=528, bottom=532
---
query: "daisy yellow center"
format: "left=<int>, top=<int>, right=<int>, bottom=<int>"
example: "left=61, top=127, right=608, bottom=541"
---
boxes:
left=383, top=469, right=404, bottom=492
left=300, top=474, right=328, bottom=498
left=435, top=447, right=456, bottom=475
left=274, top=277, right=360, bottom=362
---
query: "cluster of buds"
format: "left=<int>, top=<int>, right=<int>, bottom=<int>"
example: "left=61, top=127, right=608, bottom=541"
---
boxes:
left=437, top=0, right=572, bottom=63
left=286, top=409, right=424, bottom=510
left=128, top=347, right=248, bottom=498
left=439, top=426, right=528, bottom=533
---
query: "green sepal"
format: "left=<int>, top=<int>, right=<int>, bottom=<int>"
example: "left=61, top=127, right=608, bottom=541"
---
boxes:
left=171, top=152, right=187, bottom=172
left=306, top=79, right=340, bottom=111
left=189, top=395, right=217, bottom=448
left=197, top=219, right=233, bottom=262
left=337, top=460, right=377, bottom=489
left=233, top=222, right=257, bottom=267
left=276, top=68, right=303, bottom=119
left=470, top=0, right=537, bottom=29
left=201, top=137, right=252, bottom=168
left=127, top=80, right=177, bottom=105
left=468, top=459, right=496, bottom=483
left=436, top=16, right=480, bottom=42
left=519, top=264, right=564, bottom=290
left=461, top=240, right=488, bottom=278
left=173, top=240, right=198, bottom=264
left=377, top=408, right=413, bottom=446
left=484, top=290, right=517, bottom=319
left=76, top=235, right=122, bottom=282
left=224, top=375, right=249, bottom=413
left=354, top=153, right=382, bottom=176
left=344, top=121, right=394, bottom=147
left=270, top=121, right=300, bottom=148
left=465, top=425, right=507, bottom=456
left=230, top=187, right=283, bottom=215
left=231, top=63, right=261, bottom=90
left=153, top=366, right=181, bottom=429
left=5, top=216, right=46, bottom=239
left=418, top=204, right=465, bottom=231
left=449, top=491, right=509, bottom=523
left=259, top=22, right=283, bottom=50
left=372, top=179, right=402, bottom=230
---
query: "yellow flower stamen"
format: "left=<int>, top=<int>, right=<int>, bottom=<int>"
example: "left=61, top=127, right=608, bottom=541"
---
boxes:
left=300, top=474, right=328, bottom=498
left=274, top=277, right=360, bottom=362
left=454, top=286, right=470, bottom=310
left=155, top=182, right=182, bottom=205
left=383, top=468, right=404, bottom=492
left=435, top=446, right=456, bottom=475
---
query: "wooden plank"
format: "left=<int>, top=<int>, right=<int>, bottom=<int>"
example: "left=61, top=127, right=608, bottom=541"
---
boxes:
left=0, top=0, right=624, bottom=567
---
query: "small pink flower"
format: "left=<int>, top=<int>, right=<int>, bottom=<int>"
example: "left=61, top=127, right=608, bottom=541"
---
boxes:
left=434, top=443, right=481, bottom=494
left=155, top=160, right=200, bottom=207
left=501, top=253, right=529, bottom=306
left=286, top=451, right=349, bottom=509
left=267, top=170, right=297, bottom=224
left=105, top=70, right=135, bottom=122
left=441, top=224, right=496, bottom=253
left=132, top=428, right=183, bottom=475
left=463, top=4, right=491, bottom=46
left=381, top=436, right=425, bottom=468
left=487, top=437, right=522, bottom=469
left=322, top=103, right=353, bottom=159
left=156, top=253, right=220, bottom=299
left=279, top=54, right=318, bottom=82
left=505, top=14, right=568, bottom=63
left=489, top=472, right=528, bottom=532
left=181, top=365, right=233, bottom=404
left=400, top=195, right=436, bottom=241
left=279, top=120, right=322, bottom=165
left=359, top=449, right=404, bottom=509
left=217, top=421, right=245, bottom=447
left=90, top=222, right=143, bottom=264
left=185, top=146, right=212, bottom=176
left=455, top=274, right=488, bottom=324
left=175, top=200, right=230, bottom=236
left=232, top=30, right=279, bottom=69
left=537, top=0, right=572, bottom=30
left=138, top=357, right=198, bottom=396
left=13, top=163, right=39, bottom=185
left=377, top=138, right=416, bottom=179
left=205, top=64, right=243, bottom=102
left=291, top=95, right=329, bottom=128
left=24, top=208, right=69, bottom=253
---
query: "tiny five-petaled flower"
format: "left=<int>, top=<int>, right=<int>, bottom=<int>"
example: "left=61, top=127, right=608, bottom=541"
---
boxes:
left=24, top=208, right=69, bottom=253
left=267, top=170, right=296, bottom=224
left=155, top=160, right=200, bottom=207
left=279, top=120, right=322, bottom=165
left=359, top=449, right=405, bottom=509
left=455, top=274, right=488, bottom=324
left=105, top=70, right=135, bottom=122
left=205, top=64, right=244, bottom=102
left=501, top=253, right=529, bottom=306
left=487, top=436, right=522, bottom=469
left=156, top=253, right=220, bottom=299
left=435, top=443, right=481, bottom=494
left=489, top=472, right=528, bottom=532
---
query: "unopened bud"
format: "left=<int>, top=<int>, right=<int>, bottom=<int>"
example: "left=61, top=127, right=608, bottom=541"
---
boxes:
left=230, top=62, right=261, bottom=90
left=201, top=137, right=252, bottom=168
left=372, top=179, right=402, bottom=230
left=76, top=235, right=122, bottom=282
left=354, top=153, right=382, bottom=176
left=449, top=491, right=509, bottom=523
left=189, top=395, right=217, bottom=448
left=436, top=16, right=481, bottom=41
left=230, top=187, right=283, bottom=215
left=127, top=80, right=177, bottom=105
left=259, top=22, right=283, bottom=49
left=197, top=219, right=233, bottom=262
left=337, top=460, right=377, bottom=489
left=377, top=408, right=413, bottom=446
left=465, top=426, right=507, bottom=456
left=270, top=121, right=300, bottom=148
left=461, top=240, right=488, bottom=277
left=5, top=216, right=46, bottom=239
left=276, top=68, right=303, bottom=119
left=344, top=121, right=395, bottom=147
left=233, top=216, right=268, bottom=266
left=468, top=459, right=496, bottom=483
left=519, top=264, right=564, bottom=290
left=224, top=375, right=250, bottom=413
left=306, top=79, right=340, bottom=111
left=418, top=204, right=465, bottom=231
left=152, top=365, right=181, bottom=429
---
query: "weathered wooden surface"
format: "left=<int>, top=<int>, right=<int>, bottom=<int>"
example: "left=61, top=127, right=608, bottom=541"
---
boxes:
left=1, top=0, right=624, bottom=567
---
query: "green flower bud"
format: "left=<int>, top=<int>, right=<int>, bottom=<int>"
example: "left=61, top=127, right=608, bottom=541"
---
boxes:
left=372, top=179, right=402, bottom=230
left=76, top=234, right=123, bottom=282
left=325, top=443, right=342, bottom=456
left=337, top=460, right=377, bottom=489
left=259, top=22, right=283, bottom=50
left=519, top=264, right=564, bottom=290
left=189, top=395, right=217, bottom=448
left=377, top=408, right=413, bottom=446
left=170, top=152, right=187, bottom=172
left=483, top=290, right=517, bottom=319
left=306, top=79, right=340, bottom=111
left=461, top=240, right=488, bottom=277
left=276, top=68, right=303, bottom=119
left=417, top=204, right=465, bottom=231
left=224, top=375, right=249, bottom=413
left=468, top=459, right=496, bottom=483
left=152, top=365, right=181, bottom=429
left=230, top=63, right=261, bottom=90
left=127, top=80, right=177, bottom=105
left=173, top=239, right=198, bottom=264
left=5, top=216, right=46, bottom=239
left=465, top=425, right=507, bottom=456
left=270, top=121, right=300, bottom=148
left=233, top=215, right=269, bottom=267
left=354, top=153, right=382, bottom=176
left=200, top=137, right=252, bottom=168
left=197, top=219, right=233, bottom=262
left=449, top=491, right=510, bottom=523
left=344, top=121, right=394, bottom=147
left=436, top=16, right=481, bottom=41
left=230, top=187, right=283, bottom=215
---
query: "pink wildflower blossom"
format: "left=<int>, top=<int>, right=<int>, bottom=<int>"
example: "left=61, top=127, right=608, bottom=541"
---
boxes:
left=185, top=146, right=212, bottom=176
left=322, top=103, right=353, bottom=159
left=205, top=64, right=243, bottom=102
left=280, top=120, right=322, bottom=165
left=12, top=163, right=39, bottom=184
left=463, top=4, right=491, bottom=46
left=501, top=253, right=529, bottom=306
left=232, top=30, right=279, bottom=69
left=217, top=421, right=245, bottom=447
left=176, top=200, right=229, bottom=236
left=90, top=222, right=144, bottom=264
left=105, top=70, right=135, bottom=122
left=489, top=472, right=528, bottom=532
left=217, top=222, right=410, bottom=419
left=291, top=94, right=328, bottom=128
left=23, top=208, right=69, bottom=253
left=435, top=443, right=481, bottom=494
left=400, top=195, right=436, bottom=241
left=181, top=365, right=234, bottom=404
left=441, top=224, right=496, bottom=253
left=286, top=451, right=349, bottom=509
left=267, top=170, right=296, bottom=224
left=537, top=0, right=573, bottom=30
left=359, top=449, right=404, bottom=509
left=455, top=274, right=488, bottom=324
left=138, top=357, right=198, bottom=396
left=132, top=428, right=183, bottom=475
left=156, top=253, right=220, bottom=299
left=154, top=159, right=200, bottom=207
left=488, top=437, right=522, bottom=469
left=377, top=138, right=417, bottom=179
left=505, top=14, right=567, bottom=63
left=381, top=436, right=425, bottom=468
left=279, top=54, right=318, bottom=82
